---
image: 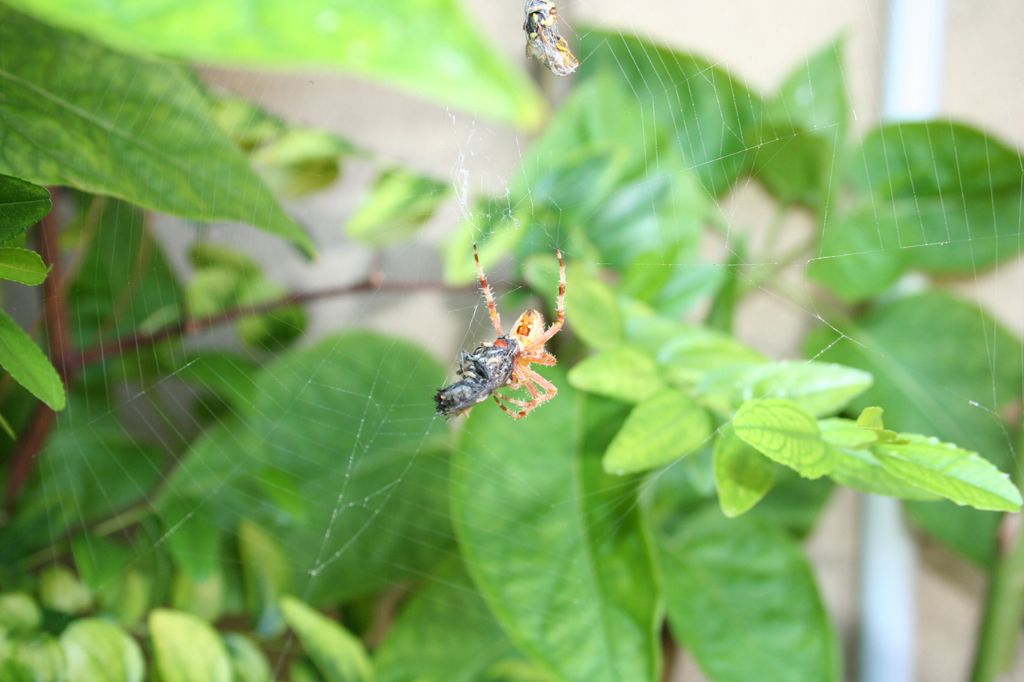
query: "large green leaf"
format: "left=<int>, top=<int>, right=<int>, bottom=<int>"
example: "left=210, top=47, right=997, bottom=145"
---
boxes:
left=810, top=122, right=1024, bottom=299
left=160, top=333, right=453, bottom=604
left=874, top=434, right=1021, bottom=512
left=239, top=520, right=292, bottom=635
left=375, top=560, right=534, bottom=682
left=0, top=309, right=65, bottom=410
left=567, top=345, right=665, bottom=403
left=280, top=597, right=372, bottom=682
left=4, top=0, right=544, bottom=130
left=603, top=388, right=712, bottom=475
left=451, top=379, right=660, bottom=682
left=150, top=609, right=231, bottom=682
left=650, top=507, right=841, bottom=682
left=578, top=31, right=763, bottom=196
left=0, top=9, right=313, bottom=254
left=806, top=292, right=1023, bottom=565
left=60, top=619, right=144, bottom=682
left=732, top=399, right=835, bottom=478
left=0, top=175, right=50, bottom=242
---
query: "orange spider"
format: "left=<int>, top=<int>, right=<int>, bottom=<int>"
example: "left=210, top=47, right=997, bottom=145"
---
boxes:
left=434, top=243, right=566, bottom=420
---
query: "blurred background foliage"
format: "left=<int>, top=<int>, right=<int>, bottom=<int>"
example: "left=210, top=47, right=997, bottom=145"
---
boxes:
left=1, top=1, right=1023, bottom=681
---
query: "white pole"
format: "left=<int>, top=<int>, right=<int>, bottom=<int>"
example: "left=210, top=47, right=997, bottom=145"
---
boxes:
left=860, top=2, right=946, bottom=681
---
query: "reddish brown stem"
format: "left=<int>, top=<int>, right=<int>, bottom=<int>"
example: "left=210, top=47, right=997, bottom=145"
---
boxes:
left=5, top=194, right=70, bottom=512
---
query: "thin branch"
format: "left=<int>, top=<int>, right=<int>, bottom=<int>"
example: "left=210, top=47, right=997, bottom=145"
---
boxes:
left=5, top=193, right=70, bottom=512
left=66, top=279, right=475, bottom=370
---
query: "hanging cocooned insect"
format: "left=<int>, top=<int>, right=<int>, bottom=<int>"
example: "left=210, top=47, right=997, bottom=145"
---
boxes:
left=523, top=0, right=579, bottom=76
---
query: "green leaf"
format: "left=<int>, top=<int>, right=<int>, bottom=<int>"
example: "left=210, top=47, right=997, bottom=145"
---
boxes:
left=603, top=389, right=712, bottom=475
left=713, top=425, right=777, bottom=517
left=650, top=508, right=841, bottom=682
left=224, top=634, right=271, bottom=682
left=806, top=292, right=1023, bottom=565
left=451, top=380, right=660, bottom=682
left=752, top=39, right=848, bottom=207
left=818, top=418, right=877, bottom=449
left=161, top=495, right=222, bottom=581
left=810, top=122, right=1024, bottom=299
left=0, top=593, right=41, bottom=634
left=0, top=248, right=48, bottom=285
left=68, top=199, right=183, bottom=349
left=38, top=567, right=93, bottom=614
left=874, top=434, right=1021, bottom=511
left=567, top=346, right=664, bottom=403
left=250, top=128, right=355, bottom=198
left=7, top=637, right=65, bottom=681
left=239, top=520, right=292, bottom=636
left=0, top=175, right=50, bottom=242
left=174, top=351, right=259, bottom=411
left=346, top=169, right=449, bottom=246
left=150, top=609, right=231, bottom=682
left=280, top=597, right=372, bottom=682
left=563, top=264, right=623, bottom=350
left=828, top=445, right=937, bottom=501
left=0, top=9, right=313, bottom=254
left=4, top=0, right=544, bottom=130
left=578, top=31, right=763, bottom=196
left=160, top=333, right=452, bottom=604
left=0, top=309, right=65, bottom=410
left=60, top=619, right=144, bottom=682
left=171, top=570, right=225, bottom=623
left=730, top=361, right=873, bottom=417
left=375, top=560, right=533, bottom=682
left=733, top=399, right=835, bottom=478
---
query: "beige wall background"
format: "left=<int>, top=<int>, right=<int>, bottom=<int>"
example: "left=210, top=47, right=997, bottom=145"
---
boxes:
left=190, top=1, right=1024, bottom=679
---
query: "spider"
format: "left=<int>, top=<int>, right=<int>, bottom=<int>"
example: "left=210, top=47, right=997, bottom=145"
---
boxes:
left=523, top=0, right=579, bottom=77
left=435, top=243, right=566, bottom=420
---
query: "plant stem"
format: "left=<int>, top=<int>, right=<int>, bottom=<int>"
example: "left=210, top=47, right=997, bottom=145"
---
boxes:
left=970, top=418, right=1024, bottom=681
left=5, top=194, right=69, bottom=513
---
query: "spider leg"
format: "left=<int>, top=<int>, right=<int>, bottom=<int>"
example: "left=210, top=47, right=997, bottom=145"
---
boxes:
left=493, top=381, right=544, bottom=419
left=522, top=248, right=565, bottom=352
left=473, top=242, right=504, bottom=337
left=520, top=351, right=557, bottom=367
left=509, top=367, right=558, bottom=419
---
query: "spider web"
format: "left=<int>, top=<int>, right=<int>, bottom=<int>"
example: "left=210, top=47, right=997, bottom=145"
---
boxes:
left=13, top=2, right=1024, bottom=681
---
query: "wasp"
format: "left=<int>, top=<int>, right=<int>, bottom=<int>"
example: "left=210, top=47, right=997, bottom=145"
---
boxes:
left=524, top=0, right=579, bottom=76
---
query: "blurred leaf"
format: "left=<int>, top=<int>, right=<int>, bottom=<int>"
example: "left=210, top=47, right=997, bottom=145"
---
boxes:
left=171, top=570, right=225, bottom=622
left=235, top=277, right=308, bottom=352
left=0, top=309, right=65, bottom=410
left=68, top=198, right=183, bottom=349
left=7, top=637, right=65, bottom=681
left=0, top=9, right=313, bottom=254
left=578, top=31, right=764, bottom=196
left=0, top=175, right=50, bottom=242
left=713, top=425, right=776, bottom=517
left=224, top=634, right=271, bottom=682
left=748, top=470, right=835, bottom=538
left=733, top=399, right=835, bottom=479
left=451, top=375, right=660, bottom=682
left=567, top=346, right=664, bottom=403
left=239, top=520, right=292, bottom=636
left=0, top=248, right=48, bottom=285
left=161, top=495, right=222, bottom=580
left=444, top=198, right=525, bottom=285
left=150, top=609, right=231, bottom=682
left=38, top=567, right=93, bottom=614
left=604, top=389, right=712, bottom=475
left=563, top=265, right=623, bottom=350
left=175, top=351, right=259, bottom=411
left=874, top=434, right=1021, bottom=511
left=806, top=292, right=1023, bottom=565
left=729, top=361, right=873, bottom=417
left=4, top=0, right=545, bottom=130
left=650, top=508, right=841, bottom=682
left=0, top=593, right=41, bottom=634
left=752, top=38, right=848, bottom=207
left=346, top=169, right=449, bottom=246
left=251, top=129, right=355, bottom=197
left=60, top=619, right=144, bottom=682
left=810, top=122, right=1024, bottom=299
left=280, top=596, right=372, bottom=682
left=375, top=560, right=534, bottom=682
left=161, top=333, right=453, bottom=604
